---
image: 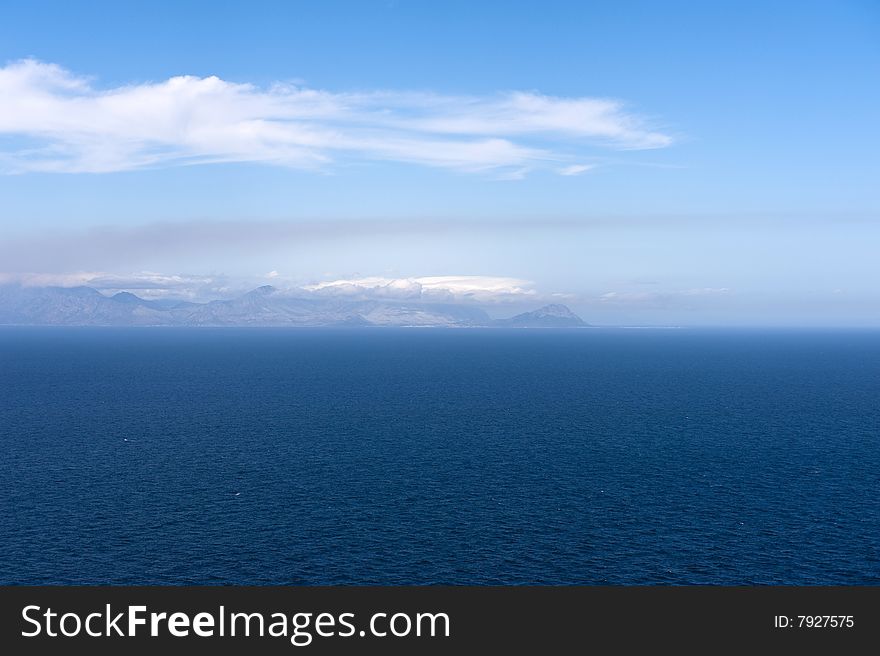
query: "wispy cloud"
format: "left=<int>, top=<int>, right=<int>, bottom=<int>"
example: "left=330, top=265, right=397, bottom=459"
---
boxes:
left=558, top=164, right=595, bottom=176
left=598, top=287, right=731, bottom=307
left=0, top=59, right=673, bottom=175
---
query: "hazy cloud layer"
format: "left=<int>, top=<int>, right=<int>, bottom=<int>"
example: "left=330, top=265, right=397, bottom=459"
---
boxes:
left=0, top=217, right=592, bottom=273
left=0, top=59, right=672, bottom=176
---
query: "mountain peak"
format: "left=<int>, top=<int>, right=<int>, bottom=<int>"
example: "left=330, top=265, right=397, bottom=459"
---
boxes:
left=111, top=291, right=145, bottom=304
left=531, top=304, right=578, bottom=318
left=500, top=304, right=588, bottom=327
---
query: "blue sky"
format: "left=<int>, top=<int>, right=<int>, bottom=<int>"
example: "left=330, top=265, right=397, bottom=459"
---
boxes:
left=0, top=0, right=878, bottom=324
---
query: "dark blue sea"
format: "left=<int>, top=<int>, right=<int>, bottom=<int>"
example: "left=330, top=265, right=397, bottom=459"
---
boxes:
left=1, top=327, right=878, bottom=585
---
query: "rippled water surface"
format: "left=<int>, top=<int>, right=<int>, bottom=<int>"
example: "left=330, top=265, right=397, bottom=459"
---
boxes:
left=1, top=327, right=878, bottom=584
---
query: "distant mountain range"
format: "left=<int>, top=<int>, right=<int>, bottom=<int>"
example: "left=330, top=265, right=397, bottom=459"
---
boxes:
left=0, top=284, right=590, bottom=328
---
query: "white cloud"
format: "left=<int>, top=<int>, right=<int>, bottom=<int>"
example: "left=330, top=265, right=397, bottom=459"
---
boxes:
left=0, top=59, right=673, bottom=175
left=304, top=275, right=535, bottom=302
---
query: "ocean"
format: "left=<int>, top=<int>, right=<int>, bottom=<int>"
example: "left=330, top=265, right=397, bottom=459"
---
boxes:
left=1, top=327, right=878, bottom=585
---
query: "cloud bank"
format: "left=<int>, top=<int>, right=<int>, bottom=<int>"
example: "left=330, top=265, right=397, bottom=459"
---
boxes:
left=0, top=59, right=672, bottom=175
left=304, top=275, right=535, bottom=302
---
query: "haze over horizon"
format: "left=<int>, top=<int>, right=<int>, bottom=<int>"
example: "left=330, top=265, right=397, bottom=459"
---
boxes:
left=1, top=0, right=878, bottom=326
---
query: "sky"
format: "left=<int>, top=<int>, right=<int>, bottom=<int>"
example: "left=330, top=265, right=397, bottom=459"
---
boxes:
left=0, top=0, right=878, bottom=325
